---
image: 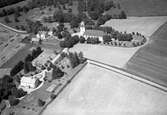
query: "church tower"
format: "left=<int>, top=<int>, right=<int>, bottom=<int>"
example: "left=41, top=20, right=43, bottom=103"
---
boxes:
left=80, top=21, right=85, bottom=35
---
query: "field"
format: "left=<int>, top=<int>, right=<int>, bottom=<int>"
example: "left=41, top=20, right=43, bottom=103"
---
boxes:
left=42, top=63, right=167, bottom=115
left=125, top=21, right=167, bottom=87
left=115, top=0, right=167, bottom=16
left=102, top=16, right=167, bottom=37
left=70, top=44, right=141, bottom=68
left=0, top=25, right=16, bottom=45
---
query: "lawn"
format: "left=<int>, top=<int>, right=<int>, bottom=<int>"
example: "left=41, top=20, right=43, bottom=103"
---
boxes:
left=125, top=21, right=167, bottom=87
left=116, top=0, right=167, bottom=16
left=102, top=16, right=167, bottom=37
left=70, top=44, right=141, bottom=68
left=42, top=63, right=167, bottom=115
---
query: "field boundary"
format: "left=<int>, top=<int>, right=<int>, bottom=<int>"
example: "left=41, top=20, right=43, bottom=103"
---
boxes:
left=87, top=59, right=167, bottom=92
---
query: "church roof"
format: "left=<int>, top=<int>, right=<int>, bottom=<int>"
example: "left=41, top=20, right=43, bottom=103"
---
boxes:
left=84, top=30, right=105, bottom=37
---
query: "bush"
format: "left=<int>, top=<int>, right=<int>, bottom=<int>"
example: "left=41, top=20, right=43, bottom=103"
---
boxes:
left=50, top=94, right=56, bottom=100
left=4, top=16, right=11, bottom=23
left=87, top=37, right=100, bottom=44
left=8, top=96, right=19, bottom=106
left=79, top=36, right=86, bottom=43
left=38, top=99, right=45, bottom=107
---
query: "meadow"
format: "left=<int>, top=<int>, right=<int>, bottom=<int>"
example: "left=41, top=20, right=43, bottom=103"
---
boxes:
left=42, top=63, right=167, bottom=115
left=116, top=0, right=167, bottom=16
left=70, top=44, right=141, bottom=68
left=102, top=16, right=167, bottom=37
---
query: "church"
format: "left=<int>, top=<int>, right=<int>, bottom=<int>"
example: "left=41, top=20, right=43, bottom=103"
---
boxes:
left=72, top=21, right=105, bottom=43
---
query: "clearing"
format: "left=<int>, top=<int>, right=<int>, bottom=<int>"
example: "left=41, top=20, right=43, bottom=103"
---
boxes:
left=42, top=63, right=167, bottom=115
left=102, top=16, right=167, bottom=37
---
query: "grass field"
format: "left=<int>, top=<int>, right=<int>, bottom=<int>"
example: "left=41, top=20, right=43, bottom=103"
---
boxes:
left=115, top=0, right=167, bottom=16
left=125, top=21, right=167, bottom=87
left=102, top=16, right=167, bottom=37
left=42, top=63, right=167, bottom=115
left=70, top=44, right=141, bottom=68
left=0, top=26, right=16, bottom=45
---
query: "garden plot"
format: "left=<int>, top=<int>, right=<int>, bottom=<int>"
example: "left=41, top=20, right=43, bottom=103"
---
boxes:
left=42, top=63, right=167, bottom=115
left=102, top=16, right=167, bottom=37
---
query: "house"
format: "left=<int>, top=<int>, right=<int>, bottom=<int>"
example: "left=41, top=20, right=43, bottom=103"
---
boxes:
left=20, top=76, right=41, bottom=89
left=72, top=21, right=105, bottom=42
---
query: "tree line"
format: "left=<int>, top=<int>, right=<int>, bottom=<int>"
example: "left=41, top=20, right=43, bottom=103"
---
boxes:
left=10, top=47, right=43, bottom=76
left=0, top=0, right=25, bottom=8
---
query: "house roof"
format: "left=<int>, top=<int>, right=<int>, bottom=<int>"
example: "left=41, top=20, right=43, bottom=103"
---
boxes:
left=32, top=49, right=56, bottom=66
left=21, top=77, right=37, bottom=85
left=84, top=30, right=105, bottom=37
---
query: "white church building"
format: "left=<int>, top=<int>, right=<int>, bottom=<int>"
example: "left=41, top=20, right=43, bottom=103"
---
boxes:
left=72, top=22, right=105, bottom=43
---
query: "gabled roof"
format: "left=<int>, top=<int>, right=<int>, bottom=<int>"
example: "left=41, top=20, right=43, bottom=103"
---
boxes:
left=84, top=30, right=105, bottom=37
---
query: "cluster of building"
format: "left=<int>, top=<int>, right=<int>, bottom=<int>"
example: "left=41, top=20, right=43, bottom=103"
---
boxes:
left=19, top=48, right=68, bottom=91
left=31, top=30, right=56, bottom=43
left=72, top=21, right=105, bottom=43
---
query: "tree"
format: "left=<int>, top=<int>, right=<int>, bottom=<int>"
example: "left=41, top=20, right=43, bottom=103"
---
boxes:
left=70, top=16, right=81, bottom=28
left=24, top=61, right=30, bottom=74
left=4, top=16, right=11, bottom=23
left=11, top=87, right=27, bottom=98
left=53, top=10, right=64, bottom=23
left=10, top=61, right=24, bottom=76
left=79, top=36, right=85, bottom=43
left=52, top=65, right=64, bottom=79
left=38, top=99, right=45, bottom=107
left=103, top=35, right=111, bottom=43
left=14, top=16, right=19, bottom=22
left=50, top=94, right=56, bottom=100
left=8, top=96, right=19, bottom=106
left=89, top=11, right=99, bottom=20
left=120, top=11, right=127, bottom=19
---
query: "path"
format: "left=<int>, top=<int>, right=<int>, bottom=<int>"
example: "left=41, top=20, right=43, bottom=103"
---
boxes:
left=0, top=22, right=27, bottom=34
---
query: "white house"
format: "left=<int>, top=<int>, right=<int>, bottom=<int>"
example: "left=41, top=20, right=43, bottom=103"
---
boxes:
left=72, top=21, right=105, bottom=43
left=20, top=76, right=40, bottom=89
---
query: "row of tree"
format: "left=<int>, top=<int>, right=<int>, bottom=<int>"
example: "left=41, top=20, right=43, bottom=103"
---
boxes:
left=61, top=51, right=86, bottom=68
left=10, top=47, right=43, bottom=76
left=60, top=35, right=80, bottom=48
left=0, top=0, right=25, bottom=8
left=0, top=4, right=30, bottom=17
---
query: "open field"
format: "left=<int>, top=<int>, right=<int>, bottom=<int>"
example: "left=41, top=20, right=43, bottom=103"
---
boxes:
left=0, top=25, right=16, bottom=45
left=42, top=63, right=167, bottom=115
left=70, top=44, right=141, bottom=68
left=125, top=21, right=167, bottom=87
left=103, top=16, right=167, bottom=37
left=115, top=0, right=167, bottom=16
